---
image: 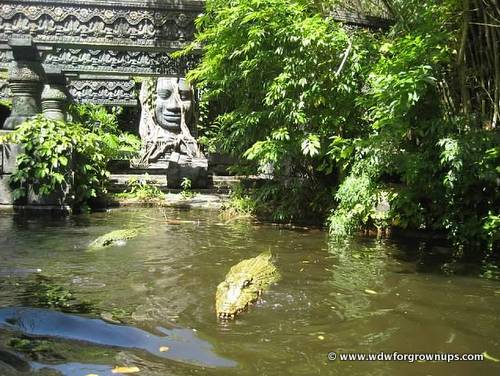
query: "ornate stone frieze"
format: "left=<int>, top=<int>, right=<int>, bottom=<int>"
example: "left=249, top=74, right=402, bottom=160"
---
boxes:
left=0, top=1, right=201, bottom=49
left=43, top=48, right=198, bottom=76
left=7, top=60, right=44, bottom=82
left=2, top=47, right=199, bottom=76
left=68, top=79, right=137, bottom=106
left=330, top=10, right=393, bottom=29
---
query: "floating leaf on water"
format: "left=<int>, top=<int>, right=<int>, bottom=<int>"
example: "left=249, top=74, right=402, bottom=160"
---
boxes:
left=165, top=220, right=183, bottom=225
left=364, top=289, right=378, bottom=295
left=445, top=332, right=456, bottom=344
left=483, top=352, right=500, bottom=362
left=159, top=346, right=170, bottom=352
left=318, top=335, right=325, bottom=340
left=112, top=366, right=140, bottom=374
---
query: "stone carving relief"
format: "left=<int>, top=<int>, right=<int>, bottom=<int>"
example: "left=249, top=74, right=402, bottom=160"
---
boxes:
left=0, top=2, right=199, bottom=48
left=133, top=77, right=207, bottom=187
left=68, top=79, right=137, bottom=106
left=329, top=10, right=393, bottom=29
left=136, top=78, right=203, bottom=163
left=0, top=0, right=204, bottom=120
left=43, top=48, right=198, bottom=76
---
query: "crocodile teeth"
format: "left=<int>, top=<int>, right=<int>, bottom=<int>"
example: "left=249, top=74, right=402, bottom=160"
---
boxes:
left=218, top=312, right=236, bottom=320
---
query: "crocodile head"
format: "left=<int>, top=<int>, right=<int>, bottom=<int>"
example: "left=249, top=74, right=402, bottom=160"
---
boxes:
left=216, top=251, right=279, bottom=320
left=88, top=229, right=139, bottom=250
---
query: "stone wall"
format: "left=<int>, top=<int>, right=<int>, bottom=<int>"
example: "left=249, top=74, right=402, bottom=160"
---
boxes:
left=0, top=130, right=17, bottom=205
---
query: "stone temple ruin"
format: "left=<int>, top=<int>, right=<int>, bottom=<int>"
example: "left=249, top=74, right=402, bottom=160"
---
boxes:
left=0, top=0, right=391, bottom=207
left=0, top=0, right=207, bottom=206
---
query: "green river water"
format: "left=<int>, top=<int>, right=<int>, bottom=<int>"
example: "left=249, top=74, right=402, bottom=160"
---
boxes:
left=0, top=207, right=499, bottom=375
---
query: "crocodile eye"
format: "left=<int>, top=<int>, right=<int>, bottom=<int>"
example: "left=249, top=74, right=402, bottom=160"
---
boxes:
left=242, top=279, right=252, bottom=288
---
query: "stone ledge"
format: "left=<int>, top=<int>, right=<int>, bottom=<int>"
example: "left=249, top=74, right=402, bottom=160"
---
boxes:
left=108, top=173, right=268, bottom=194
left=0, top=203, right=72, bottom=214
left=114, top=192, right=229, bottom=210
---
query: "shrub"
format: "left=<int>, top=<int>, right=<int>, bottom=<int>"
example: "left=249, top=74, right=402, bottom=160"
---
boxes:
left=1, top=116, right=109, bottom=207
left=70, top=104, right=141, bottom=160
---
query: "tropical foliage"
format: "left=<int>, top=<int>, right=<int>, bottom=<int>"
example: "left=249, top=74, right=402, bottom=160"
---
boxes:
left=70, top=104, right=141, bottom=160
left=183, top=0, right=499, bottom=256
left=0, top=105, right=141, bottom=209
left=116, top=175, right=164, bottom=201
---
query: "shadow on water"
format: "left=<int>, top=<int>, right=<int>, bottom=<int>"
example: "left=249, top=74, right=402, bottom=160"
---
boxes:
left=0, top=307, right=236, bottom=374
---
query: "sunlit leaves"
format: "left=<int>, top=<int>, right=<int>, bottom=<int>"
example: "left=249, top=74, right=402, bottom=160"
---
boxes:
left=271, top=128, right=290, bottom=141
left=301, top=134, right=321, bottom=157
left=181, top=0, right=371, bottom=172
left=243, top=140, right=280, bottom=163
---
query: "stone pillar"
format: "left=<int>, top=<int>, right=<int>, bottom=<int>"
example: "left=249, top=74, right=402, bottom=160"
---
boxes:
left=41, top=84, right=68, bottom=121
left=41, top=70, right=70, bottom=122
left=3, top=59, right=44, bottom=129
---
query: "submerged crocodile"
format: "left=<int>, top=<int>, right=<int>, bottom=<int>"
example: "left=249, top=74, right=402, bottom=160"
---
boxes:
left=87, top=229, right=139, bottom=250
left=216, top=251, right=280, bottom=319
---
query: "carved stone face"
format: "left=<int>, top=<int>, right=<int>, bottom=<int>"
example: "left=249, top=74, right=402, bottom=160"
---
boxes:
left=155, top=77, right=193, bottom=132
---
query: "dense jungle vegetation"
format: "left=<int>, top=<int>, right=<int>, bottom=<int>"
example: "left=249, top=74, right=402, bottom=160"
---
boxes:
left=182, top=0, right=500, bottom=257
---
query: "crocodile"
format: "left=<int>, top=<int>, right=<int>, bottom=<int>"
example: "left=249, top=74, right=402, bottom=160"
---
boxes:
left=87, top=229, right=139, bottom=250
left=216, top=251, right=280, bottom=319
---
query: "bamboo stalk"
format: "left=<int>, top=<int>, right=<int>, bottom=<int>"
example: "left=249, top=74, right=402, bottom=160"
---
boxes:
left=490, top=16, right=499, bottom=128
left=468, top=0, right=487, bottom=124
left=483, top=0, right=499, bottom=127
left=458, top=0, right=471, bottom=116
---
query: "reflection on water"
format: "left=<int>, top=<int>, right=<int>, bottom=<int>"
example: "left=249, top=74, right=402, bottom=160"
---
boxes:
left=0, top=208, right=499, bottom=375
left=328, top=240, right=393, bottom=321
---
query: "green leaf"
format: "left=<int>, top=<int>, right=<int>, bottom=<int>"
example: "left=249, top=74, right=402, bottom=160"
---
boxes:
left=301, top=134, right=320, bottom=157
left=59, top=155, right=68, bottom=167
